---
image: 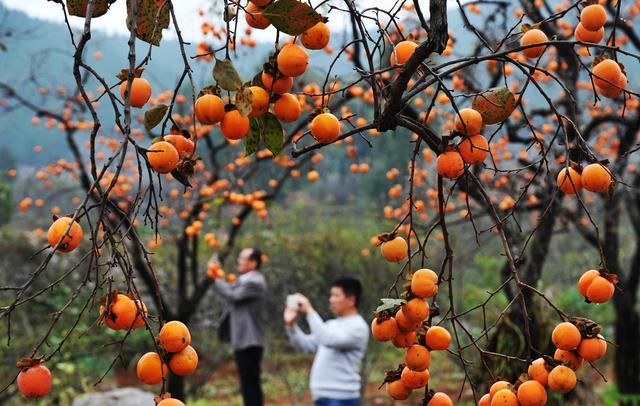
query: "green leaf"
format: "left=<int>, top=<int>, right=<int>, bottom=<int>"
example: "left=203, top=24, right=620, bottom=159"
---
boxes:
left=66, top=0, right=114, bottom=18
left=126, top=0, right=170, bottom=46
left=214, top=58, right=243, bottom=91
left=263, top=0, right=325, bottom=36
left=262, top=113, right=283, bottom=156
left=375, top=298, right=406, bottom=314
left=235, top=86, right=254, bottom=117
left=245, top=118, right=262, bottom=156
left=0, top=42, right=6, bottom=52
left=144, top=104, right=169, bottom=131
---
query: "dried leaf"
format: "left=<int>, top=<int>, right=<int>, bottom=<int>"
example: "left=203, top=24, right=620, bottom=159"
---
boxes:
left=263, top=0, right=326, bottom=36
left=235, top=86, right=254, bottom=117
left=214, top=58, right=243, bottom=91
left=471, top=86, right=517, bottom=125
left=262, top=113, right=283, bottom=156
left=67, top=0, right=114, bottom=18
left=144, top=104, right=168, bottom=131
left=126, top=0, right=170, bottom=46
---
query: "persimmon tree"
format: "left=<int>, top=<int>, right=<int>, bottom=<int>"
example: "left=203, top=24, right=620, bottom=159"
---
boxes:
left=2, top=0, right=640, bottom=404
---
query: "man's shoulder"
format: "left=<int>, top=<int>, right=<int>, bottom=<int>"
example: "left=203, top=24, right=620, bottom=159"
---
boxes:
left=243, top=270, right=267, bottom=285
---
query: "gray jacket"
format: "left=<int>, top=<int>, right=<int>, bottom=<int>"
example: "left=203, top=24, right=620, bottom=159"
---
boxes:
left=214, top=270, right=266, bottom=350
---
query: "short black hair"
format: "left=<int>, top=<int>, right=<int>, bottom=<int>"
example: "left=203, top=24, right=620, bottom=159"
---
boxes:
left=248, top=247, right=262, bottom=269
left=332, top=276, right=362, bottom=307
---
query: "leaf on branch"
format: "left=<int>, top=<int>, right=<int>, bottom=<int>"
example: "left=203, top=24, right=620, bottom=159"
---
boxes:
left=471, top=86, right=516, bottom=125
left=116, top=67, right=145, bottom=81
left=213, top=58, right=243, bottom=91
left=66, top=0, right=115, bottom=18
left=245, top=118, right=261, bottom=156
left=375, top=298, right=406, bottom=313
left=263, top=0, right=326, bottom=36
left=235, top=86, right=254, bottom=117
left=126, top=0, right=170, bottom=46
left=144, top=104, right=169, bottom=131
left=262, top=113, right=283, bottom=156
left=224, top=5, right=237, bottom=23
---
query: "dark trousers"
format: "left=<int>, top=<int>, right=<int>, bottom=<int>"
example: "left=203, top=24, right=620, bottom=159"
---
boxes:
left=234, top=346, right=264, bottom=406
left=314, top=399, right=360, bottom=406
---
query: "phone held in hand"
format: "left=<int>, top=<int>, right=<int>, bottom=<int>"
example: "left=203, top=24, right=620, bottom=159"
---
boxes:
left=286, top=294, right=299, bottom=309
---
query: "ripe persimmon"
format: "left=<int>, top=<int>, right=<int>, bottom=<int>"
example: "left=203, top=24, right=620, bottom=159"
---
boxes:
left=131, top=299, right=148, bottom=329
left=395, top=307, right=421, bottom=332
left=169, top=345, right=199, bottom=376
left=554, top=349, right=583, bottom=370
left=578, top=270, right=614, bottom=303
left=547, top=365, right=576, bottom=393
left=527, top=357, right=549, bottom=386
left=405, top=344, right=431, bottom=371
left=310, top=112, right=341, bottom=144
left=581, top=163, right=613, bottom=192
left=157, top=398, right=186, bottom=406
left=147, top=141, right=180, bottom=174
left=592, top=59, right=622, bottom=91
left=479, top=394, right=491, bottom=406
left=552, top=322, right=582, bottom=350
left=48, top=217, right=83, bottom=252
left=250, top=0, right=271, bottom=6
left=120, top=77, right=152, bottom=108
left=221, top=110, right=250, bottom=140
left=136, top=352, right=168, bottom=385
left=261, top=71, right=293, bottom=94
left=101, top=293, right=137, bottom=330
left=574, top=23, right=604, bottom=43
left=577, top=334, right=607, bottom=362
left=371, top=317, right=398, bottom=341
left=436, top=148, right=465, bottom=179
left=517, top=380, right=547, bottom=406
left=491, top=388, right=518, bottom=406
left=380, top=236, right=408, bottom=262
left=195, top=94, right=225, bottom=125
left=489, top=381, right=512, bottom=400
left=400, top=366, right=429, bottom=389
left=427, top=392, right=454, bottom=406
left=277, top=44, right=309, bottom=77
left=273, top=93, right=302, bottom=123
left=580, top=4, right=607, bottom=31
left=159, top=321, right=192, bottom=353
left=411, top=268, right=438, bottom=299
left=164, top=134, right=194, bottom=156
left=403, top=298, right=429, bottom=323
left=392, top=330, right=416, bottom=348
left=301, top=22, right=330, bottom=50
left=520, top=29, right=548, bottom=59
left=17, top=363, right=52, bottom=398
left=390, top=40, right=418, bottom=67
left=386, top=379, right=411, bottom=400
left=557, top=167, right=582, bottom=194
left=245, top=2, right=270, bottom=30
left=454, top=108, right=483, bottom=135
left=425, top=326, right=451, bottom=351
left=249, top=86, right=269, bottom=117
left=457, top=134, right=489, bottom=164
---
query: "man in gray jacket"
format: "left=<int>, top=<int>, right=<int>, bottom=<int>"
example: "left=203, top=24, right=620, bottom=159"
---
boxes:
left=284, top=277, right=369, bottom=406
left=213, top=247, right=267, bottom=406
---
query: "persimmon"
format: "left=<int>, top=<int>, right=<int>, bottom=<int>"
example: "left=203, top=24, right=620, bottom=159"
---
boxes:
left=136, top=352, right=168, bottom=385
left=245, top=2, right=270, bottom=30
left=581, top=163, right=613, bottom=192
left=131, top=299, right=148, bottom=329
left=400, top=366, right=429, bottom=389
left=380, top=236, right=408, bottom=262
left=556, top=167, right=582, bottom=194
left=164, top=134, right=195, bottom=156
left=489, top=381, right=512, bottom=400
left=261, top=71, right=293, bottom=94
left=393, top=330, right=416, bottom=348
left=221, top=109, right=250, bottom=140
left=403, top=297, right=429, bottom=323
left=159, top=321, right=192, bottom=353
left=250, top=0, right=271, bottom=6
left=425, top=326, right=451, bottom=351
left=169, top=345, right=199, bottom=376
left=491, top=388, right=518, bottom=406
left=405, top=344, right=431, bottom=371
left=577, top=334, right=607, bottom=362
left=527, top=357, right=549, bottom=386
left=386, top=379, right=411, bottom=400
left=120, top=77, right=152, bottom=108
left=307, top=170, right=320, bottom=182
left=436, top=148, right=465, bottom=179
left=554, top=349, right=583, bottom=370
left=597, top=72, right=626, bottom=99
left=520, top=28, right=548, bottom=59
left=580, top=4, right=607, bottom=31
left=273, top=93, right=302, bottom=123
left=47, top=217, right=83, bottom=252
left=454, top=108, right=483, bottom=135
left=310, top=113, right=341, bottom=144
left=552, top=322, right=581, bottom=350
left=457, top=134, right=489, bottom=164
left=579, top=270, right=614, bottom=303
left=147, top=141, right=180, bottom=174
left=277, top=44, right=309, bottom=77
left=101, top=293, right=137, bottom=330
left=427, top=392, right=454, bottom=406
left=371, top=317, right=398, bottom=341
left=390, top=40, right=418, bottom=67
left=411, top=268, right=438, bottom=298
left=249, top=86, right=269, bottom=117
left=17, top=363, right=52, bottom=398
left=301, top=22, right=330, bottom=50
left=592, top=59, right=622, bottom=91
left=157, top=398, right=186, bottom=406
left=395, top=307, right=421, bottom=332
left=195, top=94, right=225, bottom=125
left=547, top=365, right=576, bottom=393
left=574, top=23, right=604, bottom=43
left=479, top=394, right=491, bottom=406
left=517, top=380, right=547, bottom=406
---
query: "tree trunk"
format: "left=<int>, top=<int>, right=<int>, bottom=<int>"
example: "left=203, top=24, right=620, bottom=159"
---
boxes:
left=614, top=293, right=640, bottom=402
left=167, top=372, right=186, bottom=401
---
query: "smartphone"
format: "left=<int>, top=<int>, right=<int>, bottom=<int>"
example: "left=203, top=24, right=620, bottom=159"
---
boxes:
left=286, top=294, right=299, bottom=309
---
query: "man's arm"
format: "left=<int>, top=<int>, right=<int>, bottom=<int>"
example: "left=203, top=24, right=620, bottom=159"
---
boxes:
left=286, top=324, right=319, bottom=353
left=214, top=275, right=265, bottom=303
left=306, top=311, right=367, bottom=350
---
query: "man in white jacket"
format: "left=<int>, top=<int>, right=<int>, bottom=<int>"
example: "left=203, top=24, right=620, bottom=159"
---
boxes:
left=284, top=277, right=369, bottom=406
